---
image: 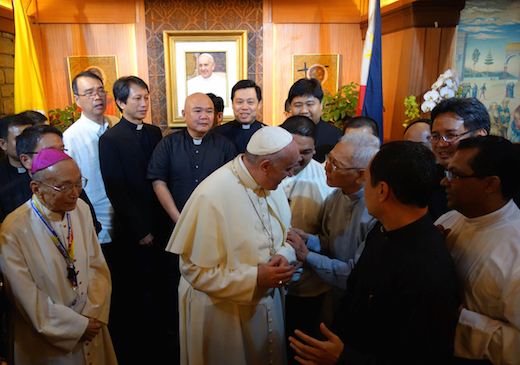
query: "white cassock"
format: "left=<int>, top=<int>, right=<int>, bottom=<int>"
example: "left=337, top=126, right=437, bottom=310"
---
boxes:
left=187, top=73, right=227, bottom=101
left=167, top=155, right=296, bottom=365
left=435, top=200, right=520, bottom=364
left=0, top=196, right=117, bottom=365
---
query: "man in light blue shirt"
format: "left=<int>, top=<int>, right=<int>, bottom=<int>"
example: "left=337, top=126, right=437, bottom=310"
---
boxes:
left=287, top=132, right=379, bottom=326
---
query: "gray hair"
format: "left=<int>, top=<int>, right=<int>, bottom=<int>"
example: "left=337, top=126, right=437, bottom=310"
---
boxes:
left=340, top=132, right=380, bottom=168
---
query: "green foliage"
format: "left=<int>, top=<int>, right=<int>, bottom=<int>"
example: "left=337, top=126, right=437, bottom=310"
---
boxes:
left=48, top=103, right=81, bottom=132
left=322, top=82, right=359, bottom=129
left=472, top=48, right=480, bottom=67
left=403, top=95, right=420, bottom=128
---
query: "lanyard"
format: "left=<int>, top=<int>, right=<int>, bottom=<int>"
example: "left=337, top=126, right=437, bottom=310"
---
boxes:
left=31, top=196, right=77, bottom=289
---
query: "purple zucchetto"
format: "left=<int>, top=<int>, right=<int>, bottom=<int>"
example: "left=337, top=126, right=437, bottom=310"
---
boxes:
left=31, top=149, right=72, bottom=174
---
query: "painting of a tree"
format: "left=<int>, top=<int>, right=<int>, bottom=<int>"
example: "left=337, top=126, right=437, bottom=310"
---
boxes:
left=484, top=50, right=494, bottom=76
left=472, top=48, right=481, bottom=68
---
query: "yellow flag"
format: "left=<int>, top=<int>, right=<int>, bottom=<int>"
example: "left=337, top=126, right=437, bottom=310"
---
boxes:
left=13, top=0, right=47, bottom=114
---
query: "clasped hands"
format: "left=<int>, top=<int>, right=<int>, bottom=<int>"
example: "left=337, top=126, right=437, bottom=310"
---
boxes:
left=286, top=228, right=310, bottom=262
left=257, top=254, right=297, bottom=288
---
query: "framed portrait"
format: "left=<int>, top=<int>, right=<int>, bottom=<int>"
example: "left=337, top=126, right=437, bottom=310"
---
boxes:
left=292, top=54, right=340, bottom=96
left=164, top=30, right=248, bottom=127
left=67, top=55, right=120, bottom=118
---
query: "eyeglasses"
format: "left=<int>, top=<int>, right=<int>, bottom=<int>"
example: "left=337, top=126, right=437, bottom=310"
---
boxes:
left=429, top=129, right=476, bottom=143
left=76, top=89, right=107, bottom=99
left=444, top=170, right=484, bottom=182
left=325, top=154, right=363, bottom=172
left=37, top=176, right=88, bottom=194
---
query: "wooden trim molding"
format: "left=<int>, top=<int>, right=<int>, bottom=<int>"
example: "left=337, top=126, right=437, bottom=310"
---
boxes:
left=361, top=0, right=466, bottom=39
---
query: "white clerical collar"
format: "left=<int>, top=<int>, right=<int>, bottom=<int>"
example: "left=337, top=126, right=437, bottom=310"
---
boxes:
left=193, top=138, right=202, bottom=145
left=136, top=123, right=143, bottom=130
left=17, top=167, right=27, bottom=174
left=241, top=123, right=252, bottom=130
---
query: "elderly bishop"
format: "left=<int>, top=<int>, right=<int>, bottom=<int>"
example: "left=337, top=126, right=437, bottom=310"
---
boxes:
left=0, top=149, right=116, bottom=365
left=167, top=126, right=301, bottom=365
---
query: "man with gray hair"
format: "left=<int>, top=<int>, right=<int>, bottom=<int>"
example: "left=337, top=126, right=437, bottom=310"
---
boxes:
left=187, top=53, right=227, bottom=100
left=167, top=126, right=301, bottom=365
left=286, top=132, right=379, bottom=345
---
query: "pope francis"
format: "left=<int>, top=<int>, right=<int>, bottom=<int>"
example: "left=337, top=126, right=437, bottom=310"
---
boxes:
left=167, top=126, right=301, bottom=365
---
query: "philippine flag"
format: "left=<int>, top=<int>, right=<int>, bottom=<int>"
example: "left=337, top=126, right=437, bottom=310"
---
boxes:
left=356, top=0, right=383, bottom=143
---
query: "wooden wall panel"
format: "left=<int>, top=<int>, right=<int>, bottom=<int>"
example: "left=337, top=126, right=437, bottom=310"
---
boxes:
left=381, top=30, right=406, bottom=142
left=36, top=23, right=139, bottom=114
left=265, top=23, right=363, bottom=126
left=34, top=0, right=136, bottom=24
left=382, top=26, right=458, bottom=142
left=271, top=0, right=361, bottom=24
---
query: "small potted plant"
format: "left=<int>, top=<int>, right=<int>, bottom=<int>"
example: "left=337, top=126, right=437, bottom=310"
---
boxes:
left=322, top=82, right=359, bottom=130
left=48, top=103, right=81, bottom=132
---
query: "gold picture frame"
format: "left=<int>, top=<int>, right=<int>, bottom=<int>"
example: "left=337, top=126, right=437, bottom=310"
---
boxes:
left=164, top=30, right=248, bottom=127
left=292, top=54, right=340, bottom=95
left=67, top=55, right=120, bottom=118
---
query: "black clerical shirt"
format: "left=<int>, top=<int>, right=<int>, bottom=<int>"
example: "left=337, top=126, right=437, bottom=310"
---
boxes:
left=334, top=214, right=462, bottom=365
left=0, top=156, right=32, bottom=222
left=147, top=129, right=236, bottom=226
left=213, top=120, right=264, bottom=154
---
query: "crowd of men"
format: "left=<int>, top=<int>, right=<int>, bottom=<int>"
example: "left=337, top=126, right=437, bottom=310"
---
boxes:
left=0, top=67, right=518, bottom=365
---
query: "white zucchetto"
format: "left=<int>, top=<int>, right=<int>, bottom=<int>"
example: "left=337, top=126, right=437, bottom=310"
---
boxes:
left=246, top=126, right=293, bottom=155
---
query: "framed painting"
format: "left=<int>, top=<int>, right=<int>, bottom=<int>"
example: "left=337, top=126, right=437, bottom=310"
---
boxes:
left=164, top=30, right=248, bottom=127
left=292, top=54, right=340, bottom=96
left=67, top=55, right=119, bottom=118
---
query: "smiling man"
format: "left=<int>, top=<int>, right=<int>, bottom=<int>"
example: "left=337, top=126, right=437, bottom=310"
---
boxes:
left=167, top=126, right=300, bottom=365
left=285, top=133, right=379, bottom=364
left=435, top=136, right=520, bottom=364
left=428, top=97, right=490, bottom=220
left=213, top=79, right=265, bottom=154
left=187, top=53, right=227, bottom=100
left=99, top=76, right=168, bottom=364
left=288, top=78, right=342, bottom=163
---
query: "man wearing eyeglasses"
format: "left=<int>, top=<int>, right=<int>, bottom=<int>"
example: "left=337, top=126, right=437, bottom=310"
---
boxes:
left=435, top=136, right=520, bottom=364
left=16, top=125, right=101, bottom=234
left=286, top=132, right=379, bottom=350
left=0, top=149, right=117, bottom=364
left=63, top=71, right=114, bottom=255
left=428, top=97, right=490, bottom=220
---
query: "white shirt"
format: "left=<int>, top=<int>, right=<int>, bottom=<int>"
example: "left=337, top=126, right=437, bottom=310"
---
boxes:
left=435, top=200, right=520, bottom=364
left=63, top=113, right=113, bottom=243
left=187, top=73, right=227, bottom=101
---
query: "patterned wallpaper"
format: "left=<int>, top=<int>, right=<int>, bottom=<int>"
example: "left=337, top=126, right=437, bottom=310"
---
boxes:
left=144, top=0, right=264, bottom=132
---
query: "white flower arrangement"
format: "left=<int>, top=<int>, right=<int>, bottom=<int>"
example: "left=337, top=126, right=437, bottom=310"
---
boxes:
left=421, top=69, right=461, bottom=113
